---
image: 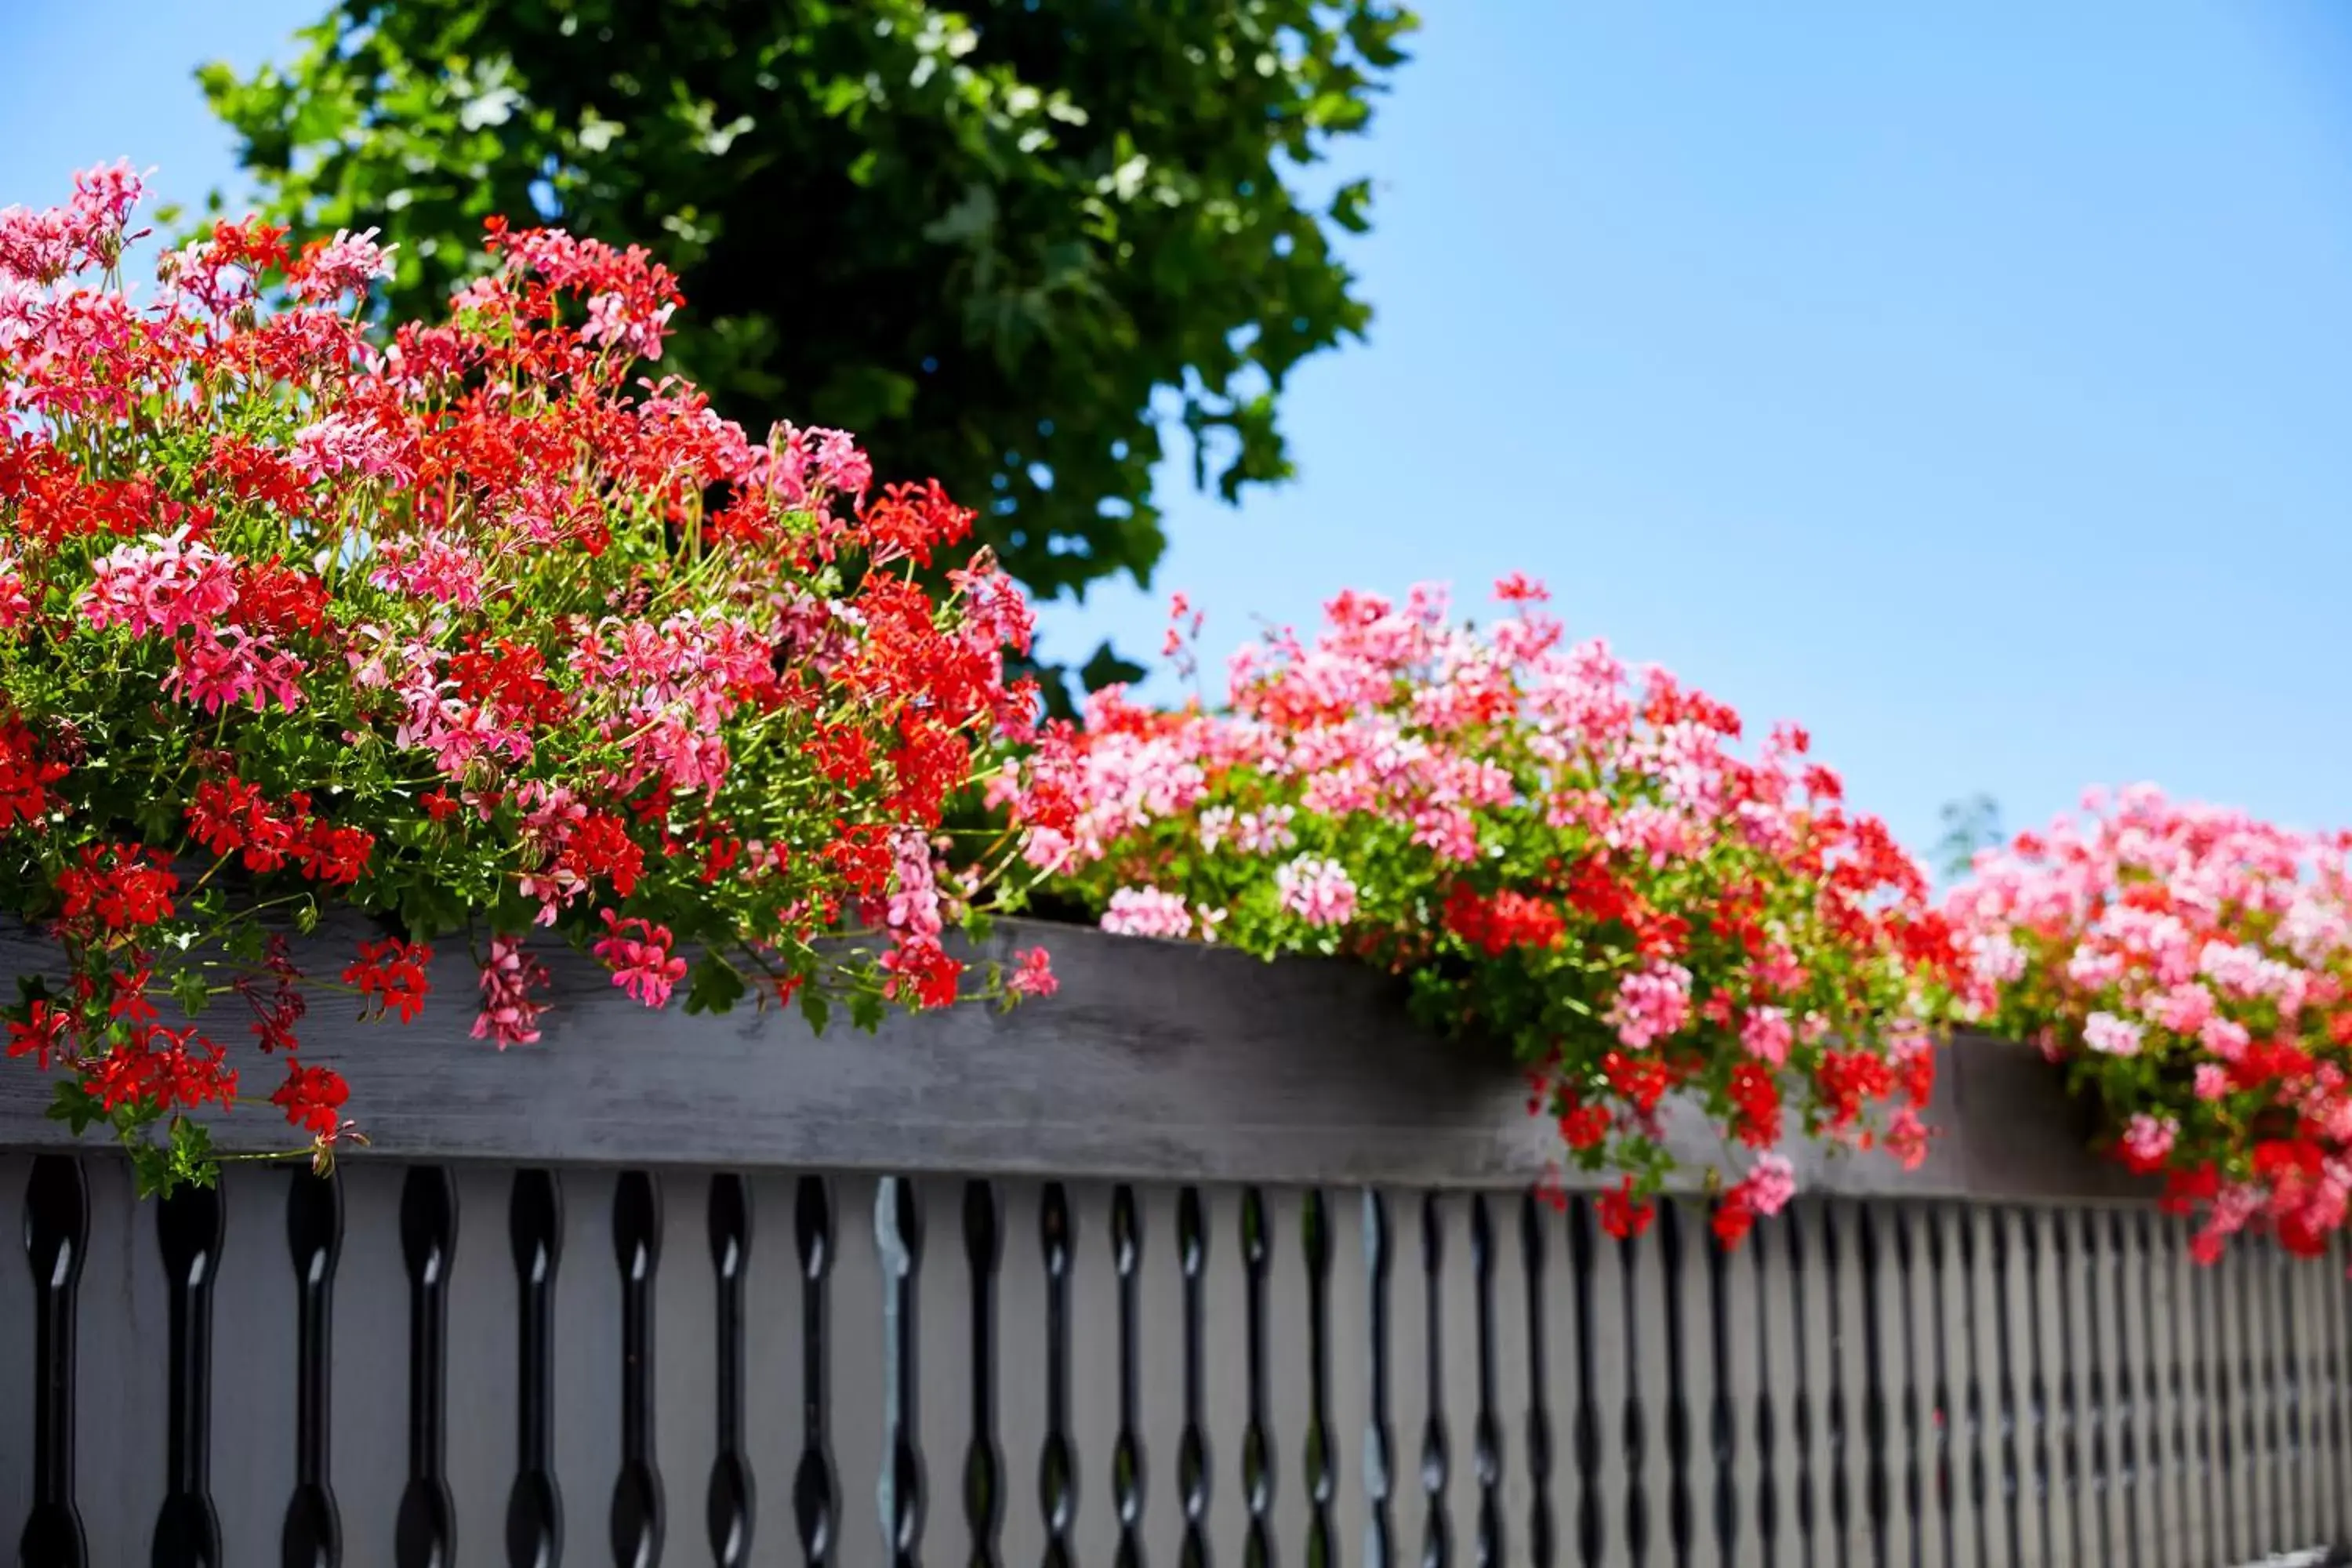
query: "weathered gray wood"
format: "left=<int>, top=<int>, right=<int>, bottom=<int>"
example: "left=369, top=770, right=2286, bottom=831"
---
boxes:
left=655, top=1170, right=720, bottom=1568
left=1821, top=1200, right=1872, bottom=1568
left=1063, top=1181, right=1127, bottom=1566
left=24, top=1150, right=2352, bottom=1568
left=1896, top=1207, right=1947, bottom=1568
left=1362, top=1188, right=1404, bottom=1568
left=1133, top=1181, right=1190, bottom=1567
left=1439, top=1192, right=1496, bottom=1567
left=2257, top=1242, right=2287, bottom=1555
left=2057, top=1207, right=2098, bottom=1566
left=1787, top=1204, right=1839, bottom=1566
left=326, top=1163, right=408, bottom=1566
left=1994, top=1209, right=2043, bottom=1568
left=1713, top=1218, right=1764, bottom=1568
left=0, top=920, right=2163, bottom=1203
left=827, top=1173, right=889, bottom=1567
left=910, top=1176, right=975, bottom=1567
left=740, top=1170, right=811, bottom=1568
left=1200, top=1183, right=1256, bottom=1565
left=1754, top=1207, right=1804, bottom=1567
left=1962, top=1207, right=2011, bottom=1568
left=1488, top=1192, right=1539, bottom=1568
left=1860, top=1203, right=1918, bottom=1568
left=1929, top=1207, right=1980, bottom=1568
left=1386, top=1190, right=1445, bottom=1568
left=0, top=1156, right=34, bottom=1546
left=2164, top=1222, right=2201, bottom=1568
left=2324, top=1232, right=2343, bottom=1552
left=1661, top=1202, right=1726, bottom=1568
left=2111, top=1213, right=2158, bottom=1568
left=1321, top=1189, right=1374, bottom=1568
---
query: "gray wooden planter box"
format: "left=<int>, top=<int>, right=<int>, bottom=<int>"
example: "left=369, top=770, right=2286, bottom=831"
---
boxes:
left=2, top=919, right=2347, bottom=1567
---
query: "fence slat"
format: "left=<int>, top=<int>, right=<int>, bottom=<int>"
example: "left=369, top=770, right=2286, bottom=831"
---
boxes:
left=739, top=1172, right=809, bottom=1566
left=203, top=1165, right=278, bottom=1568
left=2029, top=1207, right=2074, bottom=1568
left=1363, top=1189, right=1403, bottom=1568
left=1662, top=1201, right=1726, bottom=1568
left=1858, top=1202, right=1916, bottom=1568
left=2332, top=1231, right=2352, bottom=1545
left=2298, top=1233, right=2331, bottom=1548
left=1788, top=1203, right=1838, bottom=1567
left=1926, top=1207, right=1976, bottom=1568
left=1708, top=1207, right=1754, bottom=1568
left=822, top=1174, right=885, bottom=1568
left=1, top=1156, right=41, bottom=1559
left=1621, top=1203, right=1671, bottom=1568
left=434, top=1163, right=514, bottom=1568
left=2111, top=1211, right=2156, bottom=1568
left=1822, top=1200, right=1874, bottom=1568
left=1577, top=1196, right=1634, bottom=1567
left=35, top=1150, right=2352, bottom=1568
left=1753, top=1200, right=1803, bottom=1568
left=1040, top=1181, right=1116, bottom=1568
left=1485, top=1191, right=1537, bottom=1568
left=705, top=1171, right=753, bottom=1568
left=1894, top=1205, right=1944, bottom=1568
left=2056, top=1205, right=2096, bottom=1566
left=2242, top=1236, right=2281, bottom=1557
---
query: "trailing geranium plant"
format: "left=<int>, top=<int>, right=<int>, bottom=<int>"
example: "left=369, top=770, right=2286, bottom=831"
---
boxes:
left=1944, top=786, right=2352, bottom=1262
left=1008, top=577, right=1957, bottom=1242
left=0, top=165, right=1061, bottom=1192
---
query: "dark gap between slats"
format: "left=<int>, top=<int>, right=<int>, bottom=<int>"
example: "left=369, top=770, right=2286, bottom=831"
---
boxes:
left=1040, top=1181, right=1076, bottom=1568
left=1785, top=1204, right=1817, bottom=1564
left=1240, top=1186, right=1273, bottom=1568
left=507, top=1169, right=563, bottom=1568
left=1703, top=1200, right=1737, bottom=1566
left=1568, top=1196, right=1603, bottom=1568
left=794, top=1175, right=838, bottom=1566
left=1111, top=1185, right=1145, bottom=1568
left=1177, top=1187, right=1210, bottom=1568
left=609, top=1170, right=663, bottom=1568
left=1471, top=1194, right=1503, bottom=1567
left=283, top=1170, right=343, bottom=1568
left=394, top=1167, right=455, bottom=1568
left=878, top=1177, right=924, bottom=1567
left=1302, top=1189, right=1336, bottom=1568
left=1421, top=1193, right=1452, bottom=1568
left=964, top=1180, right=1004, bottom=1567
left=23, top=1156, right=89, bottom=1568
left=1523, top=1194, right=1556, bottom=1568
left=1656, top=1203, right=1690, bottom=1568
left=1364, top=1190, right=1396, bottom=1568
left=708, top=1173, right=752, bottom=1567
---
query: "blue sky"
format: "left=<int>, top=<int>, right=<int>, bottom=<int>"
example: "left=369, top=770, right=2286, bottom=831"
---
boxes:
left=6, top=1, right=2350, bottom=865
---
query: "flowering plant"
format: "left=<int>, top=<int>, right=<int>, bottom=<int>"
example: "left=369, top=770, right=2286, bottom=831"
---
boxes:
left=1, top=165, right=1058, bottom=1192
left=1012, top=577, right=1955, bottom=1241
left=1944, top=786, right=2352, bottom=1261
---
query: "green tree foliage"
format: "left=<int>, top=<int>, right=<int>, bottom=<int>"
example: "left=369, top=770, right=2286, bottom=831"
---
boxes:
left=1936, top=792, right=2005, bottom=881
left=201, top=0, right=1417, bottom=691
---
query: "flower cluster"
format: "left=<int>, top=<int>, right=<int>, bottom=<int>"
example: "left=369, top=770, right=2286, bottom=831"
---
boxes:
left=0, top=165, right=1058, bottom=1191
left=1944, top=786, right=2352, bottom=1261
left=1014, top=578, right=1957, bottom=1240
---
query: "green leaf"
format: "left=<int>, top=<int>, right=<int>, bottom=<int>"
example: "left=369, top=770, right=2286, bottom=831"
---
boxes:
left=46, top=1079, right=103, bottom=1137
left=171, top=967, right=212, bottom=1018
left=683, top=952, right=749, bottom=1014
left=848, top=989, right=885, bottom=1032
left=797, top=985, right=833, bottom=1035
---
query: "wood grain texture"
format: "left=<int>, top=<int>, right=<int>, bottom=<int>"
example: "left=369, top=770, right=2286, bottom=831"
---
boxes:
left=0, top=917, right=2154, bottom=1202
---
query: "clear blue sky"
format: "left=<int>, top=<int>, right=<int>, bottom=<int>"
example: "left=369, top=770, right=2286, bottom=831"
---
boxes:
left=6, top=1, right=2350, bottom=866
